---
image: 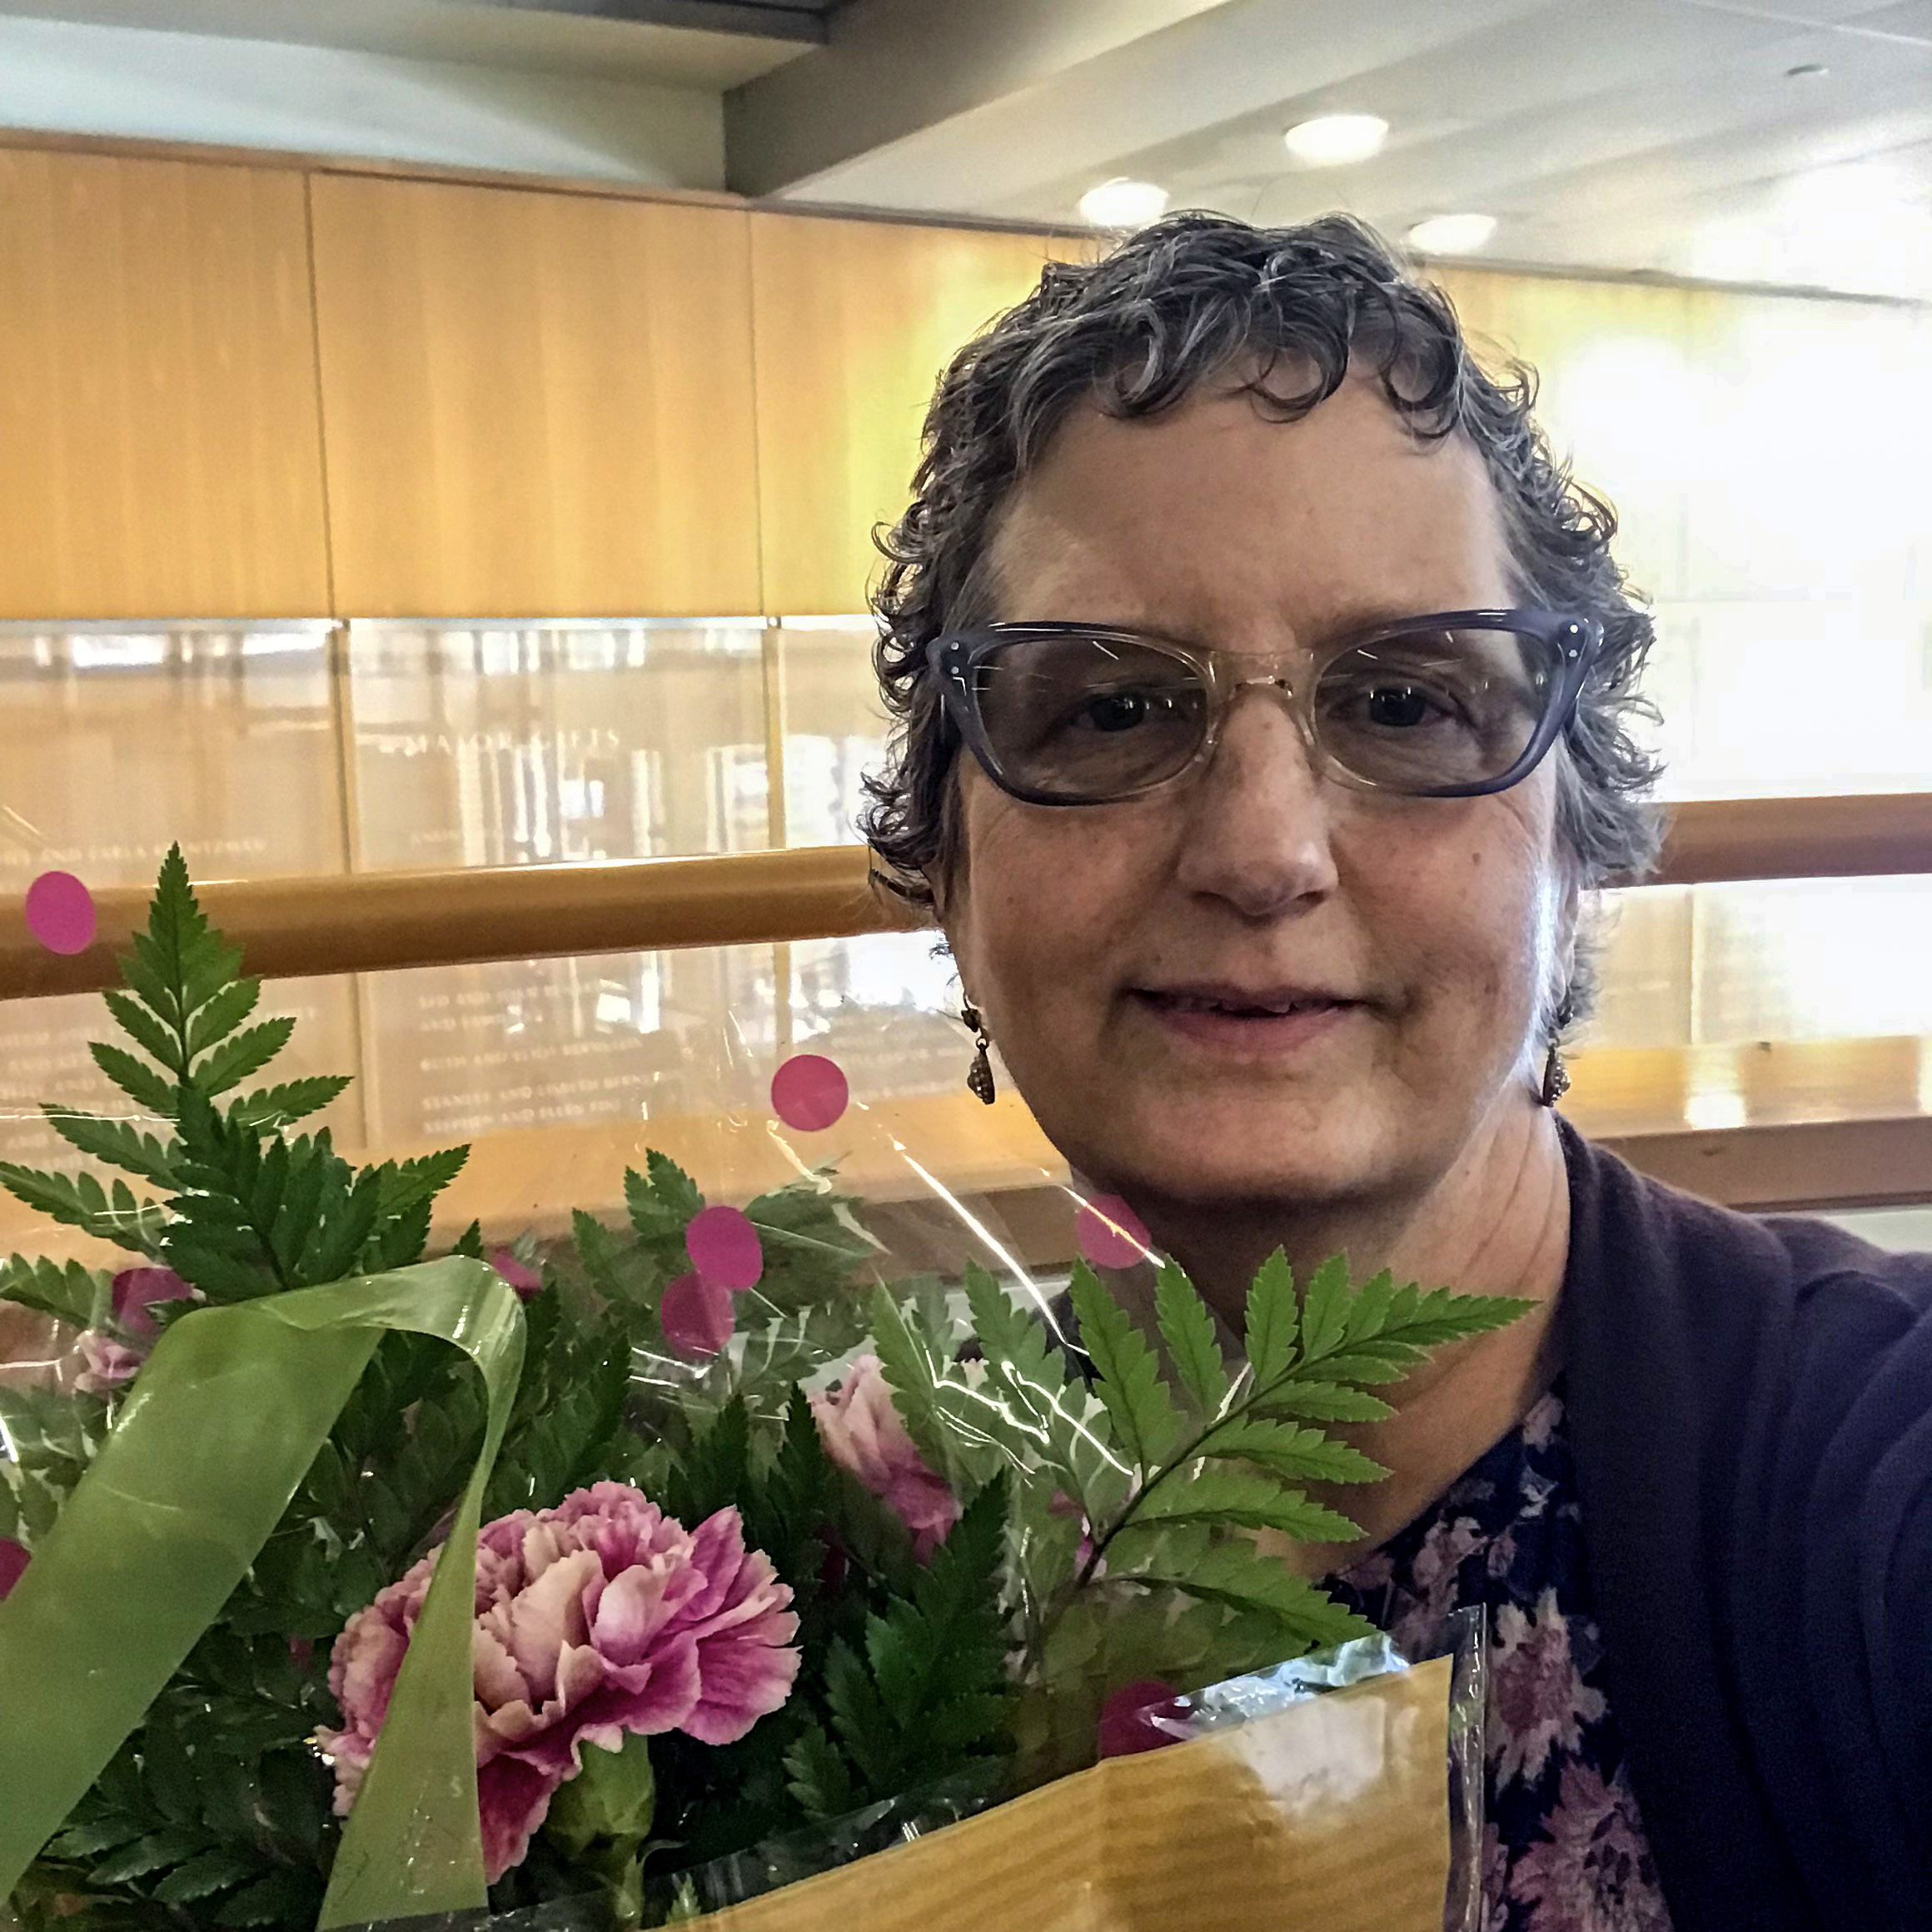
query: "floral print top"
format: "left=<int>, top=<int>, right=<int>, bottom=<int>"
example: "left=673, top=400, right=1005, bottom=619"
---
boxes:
left=1326, top=1381, right=1676, bottom=1932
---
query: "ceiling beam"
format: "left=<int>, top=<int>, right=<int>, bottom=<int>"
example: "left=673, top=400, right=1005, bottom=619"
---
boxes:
left=724, top=0, right=1235, bottom=196
left=485, top=0, right=826, bottom=42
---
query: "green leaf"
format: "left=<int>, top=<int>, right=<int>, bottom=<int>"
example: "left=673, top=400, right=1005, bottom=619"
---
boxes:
left=215, top=1868, right=325, bottom=1927
left=185, top=978, right=261, bottom=1060
left=152, top=1846, right=257, bottom=1905
left=140, top=846, right=244, bottom=1021
left=0, top=1163, right=165, bottom=1256
left=1298, top=1253, right=1353, bottom=1363
left=1154, top=1260, right=1229, bottom=1421
left=227, top=1077, right=351, bottom=1131
left=380, top=1146, right=470, bottom=1215
left=0, top=1384, right=110, bottom=1491
left=0, top=1254, right=112, bottom=1328
left=102, top=989, right=186, bottom=1079
left=1243, top=1249, right=1300, bottom=1386
left=625, top=1149, right=702, bottom=1239
left=1245, top=1380, right=1394, bottom=1424
left=89, top=1042, right=181, bottom=1119
left=87, top=1825, right=206, bottom=1885
left=822, top=1638, right=897, bottom=1793
left=868, top=1283, right=985, bottom=1483
left=961, top=1265, right=1131, bottom=1521
left=1198, top=1417, right=1387, bottom=1486
left=824, top=1479, right=1013, bottom=1804
left=1066, top=1261, right=1184, bottom=1475
left=42, top=1107, right=179, bottom=1188
left=45, top=1814, right=147, bottom=1860
left=666, top=1395, right=754, bottom=1526
left=1128, top=1536, right=1379, bottom=1653
left=194, top=1018, right=296, bottom=1099
left=783, top=1720, right=855, bottom=1823
left=1128, top=1466, right=1362, bottom=1543
left=1339, top=1266, right=1399, bottom=1347
left=122, top=845, right=237, bottom=1042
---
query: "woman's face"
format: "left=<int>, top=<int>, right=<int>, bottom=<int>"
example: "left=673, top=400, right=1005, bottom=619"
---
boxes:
left=942, top=376, right=1572, bottom=1212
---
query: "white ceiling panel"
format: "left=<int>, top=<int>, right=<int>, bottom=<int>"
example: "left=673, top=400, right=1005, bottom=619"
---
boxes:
left=762, top=0, right=1932, bottom=300
left=0, top=0, right=813, bottom=87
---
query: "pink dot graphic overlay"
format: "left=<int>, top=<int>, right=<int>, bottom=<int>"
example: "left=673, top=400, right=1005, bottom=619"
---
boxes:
left=685, top=1203, right=764, bottom=1291
left=1077, top=1194, right=1153, bottom=1270
left=770, top=1053, right=849, bottom=1133
left=24, top=871, right=97, bottom=956
left=660, top=1272, right=736, bottom=1359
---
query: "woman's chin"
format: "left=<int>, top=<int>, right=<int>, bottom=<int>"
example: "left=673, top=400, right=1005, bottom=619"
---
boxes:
left=1065, top=1083, right=1406, bottom=1209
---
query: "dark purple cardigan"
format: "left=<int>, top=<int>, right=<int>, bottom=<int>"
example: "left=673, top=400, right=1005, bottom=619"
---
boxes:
left=1558, top=1123, right=1932, bottom=1930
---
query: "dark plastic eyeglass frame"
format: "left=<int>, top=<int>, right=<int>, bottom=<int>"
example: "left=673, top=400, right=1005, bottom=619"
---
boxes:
left=929, top=608, right=1604, bottom=806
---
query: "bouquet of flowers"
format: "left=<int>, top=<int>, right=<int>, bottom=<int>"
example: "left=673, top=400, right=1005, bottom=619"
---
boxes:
left=0, top=854, right=1518, bottom=1932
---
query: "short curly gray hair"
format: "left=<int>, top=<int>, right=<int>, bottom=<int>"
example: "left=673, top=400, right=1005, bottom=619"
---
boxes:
left=861, top=212, right=1662, bottom=1008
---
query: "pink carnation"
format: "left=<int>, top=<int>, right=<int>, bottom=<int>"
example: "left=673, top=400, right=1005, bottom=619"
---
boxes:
left=73, top=1331, right=145, bottom=1394
left=316, top=1481, right=800, bottom=1880
left=489, top=1250, right=543, bottom=1300
left=810, top=1355, right=960, bottom=1561
left=74, top=1268, right=199, bottom=1392
left=112, top=1266, right=193, bottom=1338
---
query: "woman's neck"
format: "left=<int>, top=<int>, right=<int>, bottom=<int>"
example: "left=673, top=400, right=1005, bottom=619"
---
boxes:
left=1128, top=1094, right=1572, bottom=1568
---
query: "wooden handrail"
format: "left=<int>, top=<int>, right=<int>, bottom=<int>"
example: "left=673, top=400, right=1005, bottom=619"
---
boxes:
left=3, top=792, right=1932, bottom=1000
left=0, top=847, right=923, bottom=1000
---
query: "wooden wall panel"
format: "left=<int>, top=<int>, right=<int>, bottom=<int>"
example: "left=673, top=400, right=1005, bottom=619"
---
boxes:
left=751, top=214, right=1089, bottom=616
left=310, top=176, right=760, bottom=618
left=0, top=150, right=330, bottom=618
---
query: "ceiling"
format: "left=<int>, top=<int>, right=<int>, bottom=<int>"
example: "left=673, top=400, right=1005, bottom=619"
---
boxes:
left=2, top=0, right=1926, bottom=299
left=0, top=0, right=829, bottom=89
left=731, top=0, right=1932, bottom=301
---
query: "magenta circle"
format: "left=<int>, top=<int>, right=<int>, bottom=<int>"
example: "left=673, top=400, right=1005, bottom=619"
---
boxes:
left=771, top=1053, right=850, bottom=1133
left=660, top=1272, right=735, bottom=1359
left=685, top=1204, right=764, bottom=1291
left=1077, top=1194, right=1152, bottom=1269
left=24, top=871, right=97, bottom=956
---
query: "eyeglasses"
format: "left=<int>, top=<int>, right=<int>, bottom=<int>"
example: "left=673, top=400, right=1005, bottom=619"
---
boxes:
left=930, top=609, right=1601, bottom=807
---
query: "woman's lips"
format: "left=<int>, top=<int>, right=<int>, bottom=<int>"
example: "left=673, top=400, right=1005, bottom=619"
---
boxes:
left=1132, top=988, right=1362, bottom=1054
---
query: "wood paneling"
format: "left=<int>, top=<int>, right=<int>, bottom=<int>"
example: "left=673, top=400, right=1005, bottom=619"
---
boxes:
left=0, top=150, right=330, bottom=619
left=750, top=213, right=1089, bottom=616
left=309, top=176, right=760, bottom=618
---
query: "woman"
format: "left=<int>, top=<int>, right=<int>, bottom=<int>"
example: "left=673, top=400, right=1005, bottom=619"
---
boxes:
left=863, top=215, right=1931, bottom=1932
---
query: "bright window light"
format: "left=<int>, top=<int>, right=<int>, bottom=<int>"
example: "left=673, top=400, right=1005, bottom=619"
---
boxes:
left=1282, top=113, right=1388, bottom=167
left=1078, top=178, right=1171, bottom=229
left=1406, top=212, right=1498, bottom=256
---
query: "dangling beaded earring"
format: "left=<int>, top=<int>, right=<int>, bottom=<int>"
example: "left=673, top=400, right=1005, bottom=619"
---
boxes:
left=1540, top=990, right=1576, bottom=1108
left=961, top=1004, right=997, bottom=1105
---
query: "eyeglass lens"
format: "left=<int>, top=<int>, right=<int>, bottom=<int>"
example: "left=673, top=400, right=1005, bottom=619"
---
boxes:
left=971, top=627, right=1557, bottom=801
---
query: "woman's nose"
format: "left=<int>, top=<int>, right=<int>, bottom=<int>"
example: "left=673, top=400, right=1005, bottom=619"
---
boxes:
left=1172, top=693, right=1340, bottom=919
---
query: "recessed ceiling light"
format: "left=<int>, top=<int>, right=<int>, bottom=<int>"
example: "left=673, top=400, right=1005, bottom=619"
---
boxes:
left=1078, top=178, right=1172, bottom=229
left=1406, top=212, right=1499, bottom=256
left=1282, top=113, right=1389, bottom=167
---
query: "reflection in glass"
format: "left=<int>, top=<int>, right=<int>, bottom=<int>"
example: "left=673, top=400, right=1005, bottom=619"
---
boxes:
left=775, top=620, right=886, bottom=847
left=789, top=933, right=963, bottom=1103
left=346, top=621, right=771, bottom=869
left=359, top=945, right=780, bottom=1148
left=0, top=623, right=344, bottom=893
left=0, top=975, right=365, bottom=1185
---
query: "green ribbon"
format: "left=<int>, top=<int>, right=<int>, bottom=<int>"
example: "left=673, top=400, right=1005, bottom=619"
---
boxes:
left=0, top=1257, right=527, bottom=1928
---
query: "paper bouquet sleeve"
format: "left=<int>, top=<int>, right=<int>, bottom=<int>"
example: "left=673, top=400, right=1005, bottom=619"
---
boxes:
left=682, top=1658, right=1455, bottom=1932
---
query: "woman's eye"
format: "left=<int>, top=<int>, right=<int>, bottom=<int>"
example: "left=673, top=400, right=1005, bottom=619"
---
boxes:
left=1363, top=683, right=1439, bottom=729
left=1078, top=689, right=1156, bottom=732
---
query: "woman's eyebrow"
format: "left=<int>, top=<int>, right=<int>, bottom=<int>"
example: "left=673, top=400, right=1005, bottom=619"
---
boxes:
left=1299, top=600, right=1476, bottom=645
